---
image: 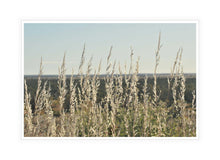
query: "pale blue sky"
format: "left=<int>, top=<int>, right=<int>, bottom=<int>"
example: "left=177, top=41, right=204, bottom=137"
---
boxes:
left=24, top=23, right=196, bottom=75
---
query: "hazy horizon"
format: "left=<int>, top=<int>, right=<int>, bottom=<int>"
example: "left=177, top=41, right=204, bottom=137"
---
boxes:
left=24, top=23, right=196, bottom=75
left=24, top=73, right=196, bottom=76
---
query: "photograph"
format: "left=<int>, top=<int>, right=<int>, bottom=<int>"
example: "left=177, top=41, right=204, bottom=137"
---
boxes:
left=23, top=21, right=197, bottom=137
left=4, top=0, right=220, bottom=159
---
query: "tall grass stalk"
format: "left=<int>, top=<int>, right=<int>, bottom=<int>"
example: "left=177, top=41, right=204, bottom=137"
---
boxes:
left=58, top=53, right=67, bottom=136
left=24, top=80, right=33, bottom=136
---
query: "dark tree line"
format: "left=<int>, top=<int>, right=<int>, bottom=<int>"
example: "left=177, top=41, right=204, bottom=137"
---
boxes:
left=25, top=77, right=196, bottom=113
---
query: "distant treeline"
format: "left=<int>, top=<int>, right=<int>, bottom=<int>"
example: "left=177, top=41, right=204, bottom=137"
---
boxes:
left=25, top=73, right=196, bottom=79
left=25, top=77, right=196, bottom=113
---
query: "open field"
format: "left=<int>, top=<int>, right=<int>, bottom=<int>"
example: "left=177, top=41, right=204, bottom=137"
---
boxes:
left=24, top=34, right=196, bottom=137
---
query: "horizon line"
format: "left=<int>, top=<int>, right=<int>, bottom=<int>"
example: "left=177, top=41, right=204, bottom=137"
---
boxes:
left=24, top=72, right=196, bottom=76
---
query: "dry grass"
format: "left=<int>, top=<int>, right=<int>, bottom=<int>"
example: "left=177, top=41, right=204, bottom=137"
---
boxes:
left=24, top=33, right=196, bottom=137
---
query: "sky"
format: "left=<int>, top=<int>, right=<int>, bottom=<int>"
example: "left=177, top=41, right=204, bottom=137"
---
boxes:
left=24, top=23, right=196, bottom=75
